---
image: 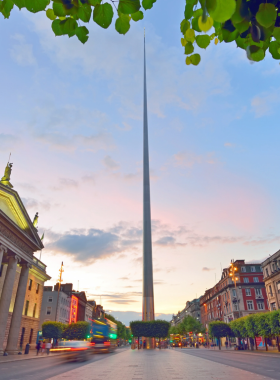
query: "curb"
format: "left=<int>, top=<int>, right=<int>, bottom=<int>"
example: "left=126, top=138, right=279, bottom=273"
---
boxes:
left=0, top=352, right=66, bottom=364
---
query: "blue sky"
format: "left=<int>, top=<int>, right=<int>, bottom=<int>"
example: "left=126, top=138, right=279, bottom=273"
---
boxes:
left=1, top=0, right=280, bottom=322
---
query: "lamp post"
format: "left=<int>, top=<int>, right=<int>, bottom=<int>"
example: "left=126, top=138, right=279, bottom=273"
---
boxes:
left=229, top=261, right=240, bottom=318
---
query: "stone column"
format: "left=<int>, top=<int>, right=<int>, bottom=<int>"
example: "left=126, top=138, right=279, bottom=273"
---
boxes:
left=0, top=255, right=21, bottom=354
left=0, top=244, right=7, bottom=267
left=6, top=263, right=31, bottom=354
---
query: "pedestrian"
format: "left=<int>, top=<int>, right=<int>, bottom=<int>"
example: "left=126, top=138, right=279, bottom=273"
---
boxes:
left=36, top=341, right=41, bottom=356
left=41, top=341, right=46, bottom=355
left=46, top=341, right=51, bottom=355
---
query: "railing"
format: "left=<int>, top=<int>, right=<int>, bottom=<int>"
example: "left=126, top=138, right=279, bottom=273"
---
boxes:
left=32, top=257, right=46, bottom=271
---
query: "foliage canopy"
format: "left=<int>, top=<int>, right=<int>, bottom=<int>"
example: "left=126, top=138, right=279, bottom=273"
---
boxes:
left=42, top=321, right=64, bottom=339
left=2, top=0, right=280, bottom=65
left=130, top=320, right=170, bottom=338
left=62, top=321, right=90, bottom=340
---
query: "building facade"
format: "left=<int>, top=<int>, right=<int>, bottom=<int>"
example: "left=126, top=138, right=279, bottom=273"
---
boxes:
left=171, top=298, right=201, bottom=326
left=262, top=251, right=280, bottom=311
left=40, top=284, right=95, bottom=328
left=200, top=260, right=268, bottom=329
left=0, top=163, right=50, bottom=353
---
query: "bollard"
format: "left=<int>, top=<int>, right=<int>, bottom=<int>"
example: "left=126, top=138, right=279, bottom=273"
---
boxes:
left=24, top=343, right=30, bottom=355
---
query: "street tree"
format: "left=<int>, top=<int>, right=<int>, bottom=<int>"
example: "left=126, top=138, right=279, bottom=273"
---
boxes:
left=42, top=321, right=65, bottom=340
left=270, top=310, right=280, bottom=352
left=208, top=321, right=232, bottom=350
left=62, top=321, right=90, bottom=340
left=255, top=312, right=272, bottom=351
left=2, top=0, right=280, bottom=66
left=244, top=314, right=259, bottom=350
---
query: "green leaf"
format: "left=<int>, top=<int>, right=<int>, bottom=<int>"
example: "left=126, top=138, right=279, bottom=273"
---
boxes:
left=115, top=13, right=130, bottom=34
left=25, top=0, right=50, bottom=13
left=190, top=53, right=201, bottom=65
left=119, top=0, right=140, bottom=14
left=192, top=17, right=201, bottom=32
left=142, top=0, right=156, bottom=10
left=184, top=2, right=194, bottom=19
left=193, top=8, right=203, bottom=18
left=269, top=40, right=280, bottom=59
left=273, top=27, right=280, bottom=42
left=196, top=34, right=210, bottom=48
left=209, top=0, right=236, bottom=23
left=46, top=8, right=56, bottom=20
left=76, top=25, right=89, bottom=43
left=184, top=41, right=194, bottom=55
left=234, top=19, right=249, bottom=34
left=248, top=46, right=265, bottom=62
left=60, top=17, right=78, bottom=35
left=53, top=2, right=66, bottom=17
left=185, top=28, right=195, bottom=42
left=206, top=0, right=216, bottom=13
left=222, top=28, right=239, bottom=42
left=0, top=0, right=14, bottom=18
left=13, top=0, right=25, bottom=10
left=52, top=19, right=63, bottom=36
left=131, top=10, right=143, bottom=21
left=235, top=36, right=246, bottom=50
left=93, top=3, right=113, bottom=29
left=256, top=3, right=277, bottom=28
left=180, top=19, right=190, bottom=34
left=88, top=0, right=101, bottom=5
left=77, top=3, right=92, bottom=22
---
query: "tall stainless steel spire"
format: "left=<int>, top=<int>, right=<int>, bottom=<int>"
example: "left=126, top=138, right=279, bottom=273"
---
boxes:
left=142, top=32, right=155, bottom=327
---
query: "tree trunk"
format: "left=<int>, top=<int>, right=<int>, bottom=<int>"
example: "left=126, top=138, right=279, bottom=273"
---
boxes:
left=255, top=337, right=258, bottom=350
left=159, top=338, right=161, bottom=349
left=277, top=336, right=280, bottom=352
left=219, top=338, right=221, bottom=350
left=138, top=337, right=139, bottom=350
left=247, top=337, right=249, bottom=350
left=265, top=337, right=268, bottom=351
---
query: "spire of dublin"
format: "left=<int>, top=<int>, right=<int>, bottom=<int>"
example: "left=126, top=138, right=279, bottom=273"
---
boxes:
left=142, top=32, right=155, bottom=349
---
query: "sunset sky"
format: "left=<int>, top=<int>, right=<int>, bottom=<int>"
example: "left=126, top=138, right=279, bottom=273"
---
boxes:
left=1, top=0, right=280, bottom=324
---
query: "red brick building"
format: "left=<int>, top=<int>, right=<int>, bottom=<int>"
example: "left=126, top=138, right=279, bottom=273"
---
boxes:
left=200, top=260, right=268, bottom=330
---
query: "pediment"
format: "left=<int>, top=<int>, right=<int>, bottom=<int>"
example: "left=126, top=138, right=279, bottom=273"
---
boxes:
left=0, top=184, right=42, bottom=248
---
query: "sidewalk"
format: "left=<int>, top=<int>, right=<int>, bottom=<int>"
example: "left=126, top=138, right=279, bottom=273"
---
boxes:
left=47, top=348, right=269, bottom=380
left=0, top=350, right=63, bottom=363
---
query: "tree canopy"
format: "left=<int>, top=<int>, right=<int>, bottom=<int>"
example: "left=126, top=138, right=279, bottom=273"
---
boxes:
left=42, top=321, right=64, bottom=339
left=1, top=0, right=280, bottom=65
left=62, top=321, right=90, bottom=340
left=130, top=320, right=170, bottom=338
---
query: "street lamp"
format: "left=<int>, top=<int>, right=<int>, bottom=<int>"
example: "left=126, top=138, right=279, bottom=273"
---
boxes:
left=229, top=261, right=240, bottom=318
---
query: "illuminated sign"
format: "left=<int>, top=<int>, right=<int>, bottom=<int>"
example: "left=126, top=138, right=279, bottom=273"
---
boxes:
left=70, top=295, right=78, bottom=323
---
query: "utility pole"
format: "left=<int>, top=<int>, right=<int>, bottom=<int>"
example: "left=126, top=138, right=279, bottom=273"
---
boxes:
left=55, top=262, right=64, bottom=322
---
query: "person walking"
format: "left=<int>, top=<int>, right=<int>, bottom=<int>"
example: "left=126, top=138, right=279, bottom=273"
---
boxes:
left=46, top=341, right=51, bottom=355
left=41, top=341, right=46, bottom=355
left=36, top=341, right=41, bottom=356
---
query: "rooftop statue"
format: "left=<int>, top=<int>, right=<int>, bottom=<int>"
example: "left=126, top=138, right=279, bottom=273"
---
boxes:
left=1, top=162, right=13, bottom=188
left=33, top=212, right=39, bottom=229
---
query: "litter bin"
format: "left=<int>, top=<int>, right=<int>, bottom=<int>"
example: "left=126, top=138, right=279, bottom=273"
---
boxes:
left=24, top=343, right=30, bottom=355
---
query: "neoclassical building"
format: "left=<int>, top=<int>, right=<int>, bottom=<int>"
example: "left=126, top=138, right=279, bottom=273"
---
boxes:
left=0, top=162, right=50, bottom=354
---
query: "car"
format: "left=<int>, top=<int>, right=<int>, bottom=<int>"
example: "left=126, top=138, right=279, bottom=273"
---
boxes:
left=50, top=341, right=91, bottom=361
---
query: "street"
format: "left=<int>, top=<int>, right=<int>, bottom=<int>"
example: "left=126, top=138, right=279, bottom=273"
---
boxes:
left=0, top=348, right=129, bottom=380
left=2, top=347, right=280, bottom=380
left=177, top=348, right=280, bottom=379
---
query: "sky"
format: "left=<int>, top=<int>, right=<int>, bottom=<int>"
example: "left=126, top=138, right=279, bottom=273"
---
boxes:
left=1, top=0, right=280, bottom=324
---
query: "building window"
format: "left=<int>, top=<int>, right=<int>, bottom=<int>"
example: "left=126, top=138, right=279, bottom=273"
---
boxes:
left=233, top=303, right=239, bottom=311
left=247, top=301, right=254, bottom=310
left=0, top=264, right=3, bottom=277
left=241, top=267, right=246, bottom=272
left=272, top=263, right=276, bottom=271
left=271, top=302, right=277, bottom=311
left=46, top=307, right=52, bottom=315
left=232, top=289, right=236, bottom=297
left=244, top=277, right=249, bottom=283
left=266, top=268, right=269, bottom=277
left=19, top=328, right=25, bottom=349
left=36, top=283, right=40, bottom=294
left=33, top=303, right=37, bottom=318
left=256, top=288, right=262, bottom=297
left=251, top=266, right=256, bottom=272
left=257, top=302, right=264, bottom=310
left=28, top=279, right=32, bottom=291
left=269, top=285, right=273, bottom=296
left=29, top=329, right=33, bottom=344
left=48, top=297, right=53, bottom=303
left=24, top=300, right=29, bottom=316
left=253, top=277, right=259, bottom=283
left=245, top=288, right=251, bottom=296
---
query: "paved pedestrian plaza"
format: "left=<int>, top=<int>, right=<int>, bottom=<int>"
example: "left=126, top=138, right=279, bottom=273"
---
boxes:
left=48, top=349, right=270, bottom=380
